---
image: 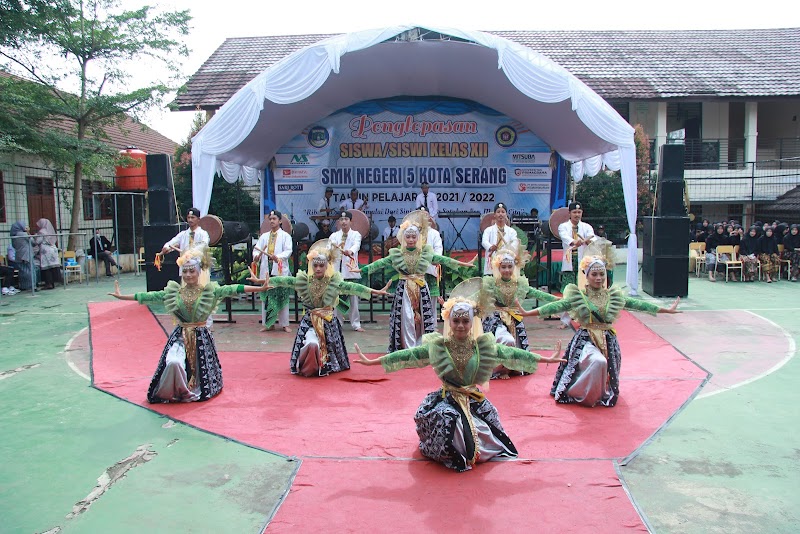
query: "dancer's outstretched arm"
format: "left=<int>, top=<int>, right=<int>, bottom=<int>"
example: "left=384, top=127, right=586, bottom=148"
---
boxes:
left=108, top=280, right=136, bottom=300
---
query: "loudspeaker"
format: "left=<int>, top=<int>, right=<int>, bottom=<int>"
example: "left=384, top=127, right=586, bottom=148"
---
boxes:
left=660, top=144, right=685, bottom=182
left=643, top=217, right=690, bottom=256
left=642, top=255, right=689, bottom=297
left=222, top=221, right=251, bottom=244
left=657, top=181, right=686, bottom=216
left=143, top=224, right=181, bottom=291
left=147, top=190, right=177, bottom=225
left=145, top=154, right=174, bottom=190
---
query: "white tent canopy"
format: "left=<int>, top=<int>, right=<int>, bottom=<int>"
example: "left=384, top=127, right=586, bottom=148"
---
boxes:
left=191, top=25, right=640, bottom=293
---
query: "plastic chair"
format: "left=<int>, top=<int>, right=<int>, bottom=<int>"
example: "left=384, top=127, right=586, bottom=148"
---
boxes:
left=715, top=245, right=742, bottom=282
left=778, top=244, right=791, bottom=280
left=137, top=246, right=146, bottom=272
left=690, top=242, right=706, bottom=276
left=62, top=250, right=83, bottom=283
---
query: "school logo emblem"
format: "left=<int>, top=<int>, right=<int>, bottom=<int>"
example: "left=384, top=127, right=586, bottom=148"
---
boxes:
left=308, top=126, right=330, bottom=148
left=495, top=125, right=517, bottom=148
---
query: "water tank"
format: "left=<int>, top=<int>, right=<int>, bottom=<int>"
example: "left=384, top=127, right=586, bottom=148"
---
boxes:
left=115, top=146, right=148, bottom=191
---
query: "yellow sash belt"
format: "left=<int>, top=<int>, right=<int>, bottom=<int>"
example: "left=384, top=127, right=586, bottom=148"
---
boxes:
left=583, top=322, right=616, bottom=363
left=441, top=383, right=485, bottom=466
left=401, top=274, right=426, bottom=332
left=310, top=307, right=334, bottom=367
left=179, top=321, right=206, bottom=389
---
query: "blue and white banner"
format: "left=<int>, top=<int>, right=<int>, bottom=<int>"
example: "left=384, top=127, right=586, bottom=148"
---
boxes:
left=269, top=99, right=553, bottom=248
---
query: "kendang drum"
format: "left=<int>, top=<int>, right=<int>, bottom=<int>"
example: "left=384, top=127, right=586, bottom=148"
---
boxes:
left=199, top=215, right=251, bottom=246
left=260, top=213, right=293, bottom=236
left=548, top=207, right=570, bottom=237
left=339, top=209, right=370, bottom=238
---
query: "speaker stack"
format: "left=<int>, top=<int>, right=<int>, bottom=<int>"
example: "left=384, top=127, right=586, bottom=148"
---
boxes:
left=642, top=144, right=690, bottom=297
left=143, top=154, right=181, bottom=291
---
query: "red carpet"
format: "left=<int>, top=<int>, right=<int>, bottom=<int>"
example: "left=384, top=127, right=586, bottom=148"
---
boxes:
left=89, top=301, right=704, bottom=531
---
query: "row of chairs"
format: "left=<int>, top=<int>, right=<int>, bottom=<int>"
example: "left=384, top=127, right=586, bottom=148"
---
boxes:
left=691, top=242, right=793, bottom=282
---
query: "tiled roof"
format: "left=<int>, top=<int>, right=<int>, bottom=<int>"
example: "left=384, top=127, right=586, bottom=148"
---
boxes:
left=1, top=70, right=177, bottom=155
left=174, top=28, right=800, bottom=110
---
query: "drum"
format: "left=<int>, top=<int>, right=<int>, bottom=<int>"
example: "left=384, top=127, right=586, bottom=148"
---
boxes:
left=479, top=212, right=496, bottom=233
left=199, top=215, right=224, bottom=245
left=548, top=207, right=570, bottom=237
left=260, top=213, right=293, bottom=236
left=339, top=209, right=370, bottom=238
left=292, top=222, right=310, bottom=241
left=199, top=215, right=251, bottom=245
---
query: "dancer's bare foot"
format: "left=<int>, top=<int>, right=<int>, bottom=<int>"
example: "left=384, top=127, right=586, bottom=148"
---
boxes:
left=353, top=327, right=365, bottom=332
left=282, top=326, right=291, bottom=333
left=497, top=373, right=510, bottom=380
left=558, top=323, right=568, bottom=329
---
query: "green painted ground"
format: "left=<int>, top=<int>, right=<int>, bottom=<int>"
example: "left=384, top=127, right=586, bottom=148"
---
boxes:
left=1, top=268, right=798, bottom=533
left=0, top=277, right=297, bottom=534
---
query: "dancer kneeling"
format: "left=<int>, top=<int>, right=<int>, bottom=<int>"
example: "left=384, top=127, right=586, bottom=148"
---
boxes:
left=109, top=245, right=272, bottom=403
left=358, top=209, right=475, bottom=351
left=250, top=239, right=390, bottom=377
left=481, top=246, right=558, bottom=379
left=354, top=294, right=564, bottom=472
left=517, top=256, right=680, bottom=407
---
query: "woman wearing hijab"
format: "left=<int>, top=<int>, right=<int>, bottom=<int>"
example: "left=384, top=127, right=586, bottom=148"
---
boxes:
left=481, top=246, right=558, bottom=379
left=782, top=224, right=800, bottom=281
left=353, top=296, right=564, bottom=472
left=704, top=223, right=729, bottom=282
left=10, top=221, right=37, bottom=290
left=248, top=239, right=390, bottom=377
left=109, top=245, right=272, bottom=403
left=739, top=226, right=761, bottom=282
left=34, top=219, right=62, bottom=289
left=517, top=256, right=680, bottom=407
left=758, top=227, right=780, bottom=283
left=358, top=210, right=475, bottom=352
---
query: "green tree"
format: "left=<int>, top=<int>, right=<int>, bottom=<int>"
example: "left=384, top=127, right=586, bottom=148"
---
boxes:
left=0, top=0, right=190, bottom=248
left=574, top=124, right=654, bottom=243
left=173, top=113, right=261, bottom=233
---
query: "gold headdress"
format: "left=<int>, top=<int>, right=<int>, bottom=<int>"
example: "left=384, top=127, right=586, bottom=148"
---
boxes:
left=399, top=209, right=429, bottom=248
left=176, top=243, right=211, bottom=272
left=577, top=237, right=615, bottom=289
left=442, top=277, right=491, bottom=339
left=307, top=239, right=335, bottom=277
left=490, top=243, right=531, bottom=280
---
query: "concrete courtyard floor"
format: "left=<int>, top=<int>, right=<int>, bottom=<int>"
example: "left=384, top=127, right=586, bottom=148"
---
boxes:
left=0, top=267, right=798, bottom=533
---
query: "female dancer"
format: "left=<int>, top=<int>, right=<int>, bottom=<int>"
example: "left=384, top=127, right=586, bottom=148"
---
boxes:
left=758, top=226, right=780, bottom=283
left=782, top=224, right=799, bottom=281
left=481, top=247, right=558, bottom=379
left=250, top=239, right=390, bottom=377
left=517, top=256, right=679, bottom=407
left=109, top=245, right=271, bottom=402
left=358, top=210, right=475, bottom=351
left=353, top=296, right=563, bottom=472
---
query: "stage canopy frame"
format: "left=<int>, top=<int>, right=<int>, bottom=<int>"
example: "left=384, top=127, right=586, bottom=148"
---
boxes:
left=191, top=25, right=641, bottom=293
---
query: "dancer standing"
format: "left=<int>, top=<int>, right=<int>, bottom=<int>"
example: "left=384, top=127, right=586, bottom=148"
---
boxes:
left=517, top=256, right=679, bottom=407
left=353, top=296, right=563, bottom=472
left=250, top=240, right=389, bottom=377
left=109, top=245, right=271, bottom=403
left=358, top=210, right=475, bottom=351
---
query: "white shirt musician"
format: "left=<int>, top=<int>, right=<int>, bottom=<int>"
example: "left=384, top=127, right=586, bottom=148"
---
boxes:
left=330, top=210, right=365, bottom=331
left=317, top=186, right=336, bottom=224
left=414, top=182, right=439, bottom=222
left=557, top=201, right=595, bottom=326
left=255, top=209, right=293, bottom=330
left=160, top=207, right=210, bottom=256
left=481, top=202, right=519, bottom=274
left=339, top=187, right=368, bottom=212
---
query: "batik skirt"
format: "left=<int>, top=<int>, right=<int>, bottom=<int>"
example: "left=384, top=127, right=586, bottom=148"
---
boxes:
left=289, top=311, right=350, bottom=377
left=482, top=312, right=530, bottom=379
left=147, top=326, right=223, bottom=403
left=550, top=328, right=622, bottom=407
left=387, top=279, right=436, bottom=352
left=414, top=390, right=517, bottom=472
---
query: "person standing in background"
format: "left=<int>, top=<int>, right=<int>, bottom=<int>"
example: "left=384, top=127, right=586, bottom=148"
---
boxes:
left=254, top=210, right=293, bottom=332
left=415, top=181, right=438, bottom=224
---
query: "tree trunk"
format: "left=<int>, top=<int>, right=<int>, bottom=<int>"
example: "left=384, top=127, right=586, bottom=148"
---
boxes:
left=68, top=161, right=83, bottom=251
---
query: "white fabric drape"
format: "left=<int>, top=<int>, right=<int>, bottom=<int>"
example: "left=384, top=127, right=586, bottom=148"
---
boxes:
left=191, top=25, right=639, bottom=292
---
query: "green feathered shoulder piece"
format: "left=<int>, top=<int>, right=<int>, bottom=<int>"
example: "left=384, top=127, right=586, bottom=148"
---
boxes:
left=294, top=271, right=343, bottom=308
left=388, top=245, right=433, bottom=275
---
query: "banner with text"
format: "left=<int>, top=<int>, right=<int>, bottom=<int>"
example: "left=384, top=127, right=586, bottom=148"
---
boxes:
left=270, top=99, right=552, bottom=249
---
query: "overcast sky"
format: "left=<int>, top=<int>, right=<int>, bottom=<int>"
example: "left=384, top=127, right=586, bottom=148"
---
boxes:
left=140, top=0, right=800, bottom=144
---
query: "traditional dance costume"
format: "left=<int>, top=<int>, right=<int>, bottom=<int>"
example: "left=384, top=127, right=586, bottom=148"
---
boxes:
left=135, top=281, right=246, bottom=402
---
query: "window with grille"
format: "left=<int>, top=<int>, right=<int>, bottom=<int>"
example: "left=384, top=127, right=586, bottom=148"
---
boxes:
left=82, top=180, right=114, bottom=220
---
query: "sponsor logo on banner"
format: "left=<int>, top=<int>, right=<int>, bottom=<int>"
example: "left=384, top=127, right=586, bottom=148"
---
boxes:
left=280, top=168, right=312, bottom=178
left=516, top=181, right=551, bottom=193
left=513, top=167, right=550, bottom=177
left=510, top=152, right=552, bottom=164
left=277, top=184, right=304, bottom=192
left=274, top=153, right=317, bottom=166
